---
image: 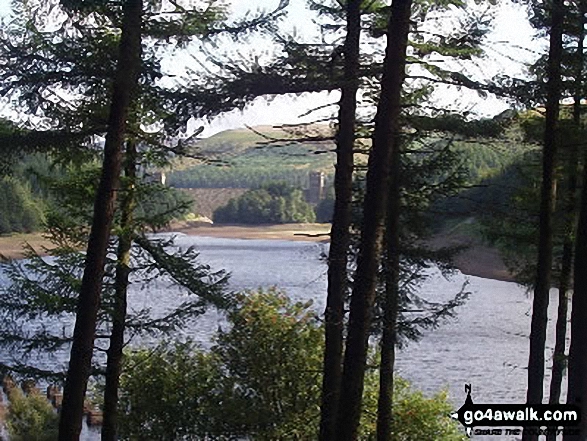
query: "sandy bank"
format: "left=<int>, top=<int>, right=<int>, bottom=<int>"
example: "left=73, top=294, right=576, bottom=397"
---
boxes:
left=0, top=224, right=514, bottom=282
left=169, top=222, right=332, bottom=242
left=0, top=233, right=53, bottom=260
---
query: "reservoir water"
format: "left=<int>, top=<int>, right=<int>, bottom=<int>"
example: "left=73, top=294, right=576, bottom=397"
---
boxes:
left=1, top=235, right=566, bottom=440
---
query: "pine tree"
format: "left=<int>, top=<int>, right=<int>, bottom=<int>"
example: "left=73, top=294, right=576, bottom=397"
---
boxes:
left=523, top=0, right=564, bottom=439
left=335, top=2, right=413, bottom=439
left=58, top=2, right=143, bottom=437
left=319, top=2, right=361, bottom=438
left=548, top=4, right=584, bottom=432
left=101, top=140, right=136, bottom=441
left=0, top=1, right=287, bottom=437
left=565, top=122, right=587, bottom=441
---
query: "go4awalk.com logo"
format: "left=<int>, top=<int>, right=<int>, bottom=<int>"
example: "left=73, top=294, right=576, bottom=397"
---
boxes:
left=450, top=384, right=581, bottom=438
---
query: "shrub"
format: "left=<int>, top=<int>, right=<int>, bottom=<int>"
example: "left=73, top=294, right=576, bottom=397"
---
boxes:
left=119, top=289, right=465, bottom=440
left=360, top=372, right=466, bottom=441
left=118, top=343, right=223, bottom=440
left=212, top=289, right=323, bottom=440
left=6, top=387, right=58, bottom=441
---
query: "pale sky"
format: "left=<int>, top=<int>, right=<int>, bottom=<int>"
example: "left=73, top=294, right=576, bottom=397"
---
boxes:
left=0, top=0, right=540, bottom=137
left=0, top=0, right=8, bottom=16
left=194, top=0, right=539, bottom=136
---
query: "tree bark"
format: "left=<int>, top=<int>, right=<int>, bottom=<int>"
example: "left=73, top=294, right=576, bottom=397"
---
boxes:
left=58, top=2, right=142, bottom=440
left=547, top=11, right=583, bottom=440
left=523, top=0, right=564, bottom=440
left=564, top=100, right=587, bottom=441
left=335, top=1, right=412, bottom=440
left=376, top=139, right=401, bottom=441
left=101, top=140, right=137, bottom=441
left=318, top=2, right=361, bottom=441
left=564, top=161, right=587, bottom=441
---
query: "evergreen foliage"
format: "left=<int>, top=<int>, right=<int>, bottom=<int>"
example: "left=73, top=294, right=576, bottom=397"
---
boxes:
left=478, top=110, right=586, bottom=287
left=0, top=177, right=44, bottom=234
left=349, top=136, right=471, bottom=345
left=0, top=166, right=229, bottom=380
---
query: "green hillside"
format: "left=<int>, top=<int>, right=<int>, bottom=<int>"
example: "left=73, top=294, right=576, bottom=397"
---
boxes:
left=167, top=126, right=336, bottom=189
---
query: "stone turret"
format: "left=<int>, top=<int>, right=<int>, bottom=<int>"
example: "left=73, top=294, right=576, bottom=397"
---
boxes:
left=306, top=171, right=325, bottom=204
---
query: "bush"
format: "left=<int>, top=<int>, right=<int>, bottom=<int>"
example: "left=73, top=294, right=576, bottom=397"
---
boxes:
left=212, top=289, right=323, bottom=440
left=6, top=387, right=59, bottom=441
left=118, top=343, right=223, bottom=440
left=119, top=289, right=465, bottom=441
left=360, top=372, right=466, bottom=441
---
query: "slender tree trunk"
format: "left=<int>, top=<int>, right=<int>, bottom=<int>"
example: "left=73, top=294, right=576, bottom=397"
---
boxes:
left=376, top=140, right=401, bottom=441
left=523, top=0, right=564, bottom=440
left=318, top=2, right=361, bottom=440
left=58, top=2, right=142, bottom=440
left=547, top=14, right=583, bottom=440
left=564, top=148, right=587, bottom=441
left=335, top=1, right=412, bottom=440
left=101, top=140, right=137, bottom=441
left=565, top=188, right=587, bottom=441
left=564, top=103, right=587, bottom=441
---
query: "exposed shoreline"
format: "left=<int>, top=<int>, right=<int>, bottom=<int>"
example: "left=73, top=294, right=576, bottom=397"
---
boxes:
left=0, top=224, right=515, bottom=283
left=169, top=222, right=332, bottom=242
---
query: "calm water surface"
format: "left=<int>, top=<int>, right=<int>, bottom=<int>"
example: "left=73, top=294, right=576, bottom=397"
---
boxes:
left=173, top=235, right=564, bottom=441
left=2, top=235, right=566, bottom=440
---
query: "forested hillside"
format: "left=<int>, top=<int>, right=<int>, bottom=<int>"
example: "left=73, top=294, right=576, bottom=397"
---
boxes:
left=0, top=127, right=536, bottom=234
left=0, top=154, right=55, bottom=234
left=167, top=126, right=335, bottom=188
left=167, top=124, right=536, bottom=227
left=433, top=138, right=538, bottom=226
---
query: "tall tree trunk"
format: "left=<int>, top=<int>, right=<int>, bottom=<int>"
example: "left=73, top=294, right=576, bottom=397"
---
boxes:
left=523, top=0, right=564, bottom=440
left=58, top=2, right=142, bottom=440
left=335, top=1, right=412, bottom=440
left=565, top=165, right=587, bottom=441
left=376, top=140, right=401, bottom=441
left=101, top=140, right=137, bottom=441
left=318, top=1, right=361, bottom=440
left=548, top=87, right=581, bottom=413
left=564, top=83, right=587, bottom=441
left=547, top=12, right=583, bottom=440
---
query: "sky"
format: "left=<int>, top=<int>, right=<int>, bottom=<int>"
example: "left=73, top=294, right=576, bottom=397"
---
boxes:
left=195, top=0, right=539, bottom=136
left=0, top=0, right=540, bottom=137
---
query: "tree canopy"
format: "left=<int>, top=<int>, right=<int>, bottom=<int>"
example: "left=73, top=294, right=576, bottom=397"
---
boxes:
left=213, top=182, right=316, bottom=224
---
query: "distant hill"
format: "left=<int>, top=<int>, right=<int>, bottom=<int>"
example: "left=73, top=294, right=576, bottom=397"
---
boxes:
left=167, top=126, right=336, bottom=189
